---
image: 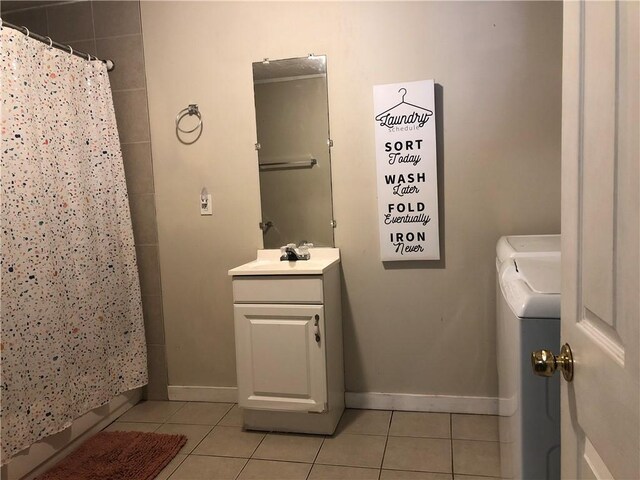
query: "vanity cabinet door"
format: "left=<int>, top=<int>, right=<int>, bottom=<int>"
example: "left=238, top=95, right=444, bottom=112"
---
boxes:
left=234, top=304, right=327, bottom=413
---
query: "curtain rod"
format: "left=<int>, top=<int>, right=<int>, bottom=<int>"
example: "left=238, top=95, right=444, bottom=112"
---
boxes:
left=0, top=19, right=115, bottom=72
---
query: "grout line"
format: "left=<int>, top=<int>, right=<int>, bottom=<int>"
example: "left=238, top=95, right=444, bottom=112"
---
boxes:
left=187, top=424, right=214, bottom=455
left=305, top=434, right=326, bottom=480
left=164, top=453, right=187, bottom=480
left=381, top=466, right=454, bottom=472
left=238, top=458, right=315, bottom=466
left=43, top=6, right=50, bottom=37
left=2, top=0, right=79, bottom=15
left=165, top=401, right=188, bottom=424
left=380, top=466, right=457, bottom=476
left=235, top=445, right=259, bottom=480
left=232, top=458, right=250, bottom=480
left=325, top=431, right=389, bottom=438
left=48, top=37, right=95, bottom=45
left=94, top=32, right=141, bottom=42
left=379, top=409, right=396, bottom=478
left=378, top=411, right=393, bottom=477
left=88, top=0, right=97, bottom=55
left=450, top=413, right=455, bottom=477
left=379, top=432, right=452, bottom=440
left=188, top=453, right=253, bottom=458
left=248, top=431, right=268, bottom=461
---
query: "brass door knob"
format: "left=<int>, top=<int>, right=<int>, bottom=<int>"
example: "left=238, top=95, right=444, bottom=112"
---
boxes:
left=531, top=343, right=574, bottom=382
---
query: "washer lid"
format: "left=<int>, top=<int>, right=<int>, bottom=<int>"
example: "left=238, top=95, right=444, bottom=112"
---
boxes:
left=516, top=256, right=561, bottom=294
left=496, top=234, right=561, bottom=264
left=499, top=254, right=561, bottom=319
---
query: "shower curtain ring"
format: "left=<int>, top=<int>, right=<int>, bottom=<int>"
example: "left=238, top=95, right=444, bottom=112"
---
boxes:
left=45, top=36, right=53, bottom=48
left=67, top=45, right=73, bottom=55
left=22, top=26, right=30, bottom=37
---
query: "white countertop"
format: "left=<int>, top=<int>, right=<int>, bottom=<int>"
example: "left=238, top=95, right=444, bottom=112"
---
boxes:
left=228, top=248, right=340, bottom=276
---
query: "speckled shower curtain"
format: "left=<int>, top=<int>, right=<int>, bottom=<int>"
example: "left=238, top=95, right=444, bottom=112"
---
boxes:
left=0, top=27, right=148, bottom=465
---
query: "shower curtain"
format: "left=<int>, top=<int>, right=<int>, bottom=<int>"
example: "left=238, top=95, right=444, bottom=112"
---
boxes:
left=0, top=27, right=148, bottom=464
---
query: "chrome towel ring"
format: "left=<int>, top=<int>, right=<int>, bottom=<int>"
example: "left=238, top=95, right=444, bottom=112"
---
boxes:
left=175, top=104, right=203, bottom=144
left=176, top=104, right=202, bottom=133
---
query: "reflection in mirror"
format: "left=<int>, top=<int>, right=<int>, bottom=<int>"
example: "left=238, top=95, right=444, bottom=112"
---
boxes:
left=253, top=55, right=335, bottom=248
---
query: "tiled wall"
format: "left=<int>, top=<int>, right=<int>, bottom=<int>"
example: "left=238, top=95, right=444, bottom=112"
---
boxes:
left=1, top=1, right=168, bottom=400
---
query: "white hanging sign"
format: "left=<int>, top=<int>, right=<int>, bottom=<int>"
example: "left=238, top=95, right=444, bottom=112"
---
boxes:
left=373, top=79, right=440, bottom=261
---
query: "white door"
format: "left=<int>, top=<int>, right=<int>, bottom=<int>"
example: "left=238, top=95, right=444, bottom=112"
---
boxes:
left=234, top=304, right=327, bottom=413
left=561, top=1, right=639, bottom=478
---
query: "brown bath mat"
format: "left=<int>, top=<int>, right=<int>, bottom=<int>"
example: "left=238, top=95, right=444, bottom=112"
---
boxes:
left=36, top=430, right=187, bottom=480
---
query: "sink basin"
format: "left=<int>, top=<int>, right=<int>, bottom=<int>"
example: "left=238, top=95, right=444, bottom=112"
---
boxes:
left=228, top=248, right=340, bottom=276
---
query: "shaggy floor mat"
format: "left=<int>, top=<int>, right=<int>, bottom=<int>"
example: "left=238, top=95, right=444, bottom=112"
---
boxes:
left=36, top=430, right=187, bottom=480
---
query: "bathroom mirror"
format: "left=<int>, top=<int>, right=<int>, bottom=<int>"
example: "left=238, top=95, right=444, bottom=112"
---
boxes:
left=252, top=55, right=335, bottom=248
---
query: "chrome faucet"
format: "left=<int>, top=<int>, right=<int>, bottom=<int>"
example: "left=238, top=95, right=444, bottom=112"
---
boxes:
left=280, top=243, right=311, bottom=261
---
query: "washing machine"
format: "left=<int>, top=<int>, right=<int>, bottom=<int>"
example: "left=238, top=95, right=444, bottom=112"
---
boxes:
left=496, top=235, right=561, bottom=480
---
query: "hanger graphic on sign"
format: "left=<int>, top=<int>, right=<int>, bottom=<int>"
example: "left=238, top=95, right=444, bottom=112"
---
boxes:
left=375, top=88, right=433, bottom=128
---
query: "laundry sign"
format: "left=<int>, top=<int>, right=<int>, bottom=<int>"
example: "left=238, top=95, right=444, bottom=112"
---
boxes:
left=373, top=80, right=440, bottom=261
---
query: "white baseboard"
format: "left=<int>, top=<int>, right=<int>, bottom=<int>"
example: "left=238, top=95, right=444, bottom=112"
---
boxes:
left=168, top=385, right=238, bottom=403
left=168, top=386, right=497, bottom=415
left=345, top=392, right=498, bottom=415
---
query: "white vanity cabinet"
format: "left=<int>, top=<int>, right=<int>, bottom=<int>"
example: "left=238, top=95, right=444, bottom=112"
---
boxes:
left=229, top=249, right=344, bottom=435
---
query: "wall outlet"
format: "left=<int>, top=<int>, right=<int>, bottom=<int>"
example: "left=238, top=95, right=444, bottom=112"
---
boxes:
left=200, top=194, right=213, bottom=215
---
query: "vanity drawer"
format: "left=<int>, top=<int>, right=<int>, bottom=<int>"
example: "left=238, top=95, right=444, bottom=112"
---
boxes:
left=233, top=276, right=323, bottom=304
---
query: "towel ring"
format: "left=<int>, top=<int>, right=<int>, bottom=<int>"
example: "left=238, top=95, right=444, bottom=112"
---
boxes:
left=176, top=104, right=203, bottom=134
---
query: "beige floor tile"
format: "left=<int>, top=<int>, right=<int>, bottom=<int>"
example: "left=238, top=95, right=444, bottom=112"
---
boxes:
left=193, top=425, right=265, bottom=458
left=453, top=440, right=501, bottom=477
left=169, top=455, right=247, bottom=480
left=156, top=453, right=187, bottom=480
left=309, top=464, right=380, bottom=479
left=117, top=401, right=185, bottom=423
left=336, top=409, right=392, bottom=435
left=454, top=476, right=502, bottom=480
left=316, top=432, right=386, bottom=468
left=389, top=412, right=451, bottom=439
left=383, top=436, right=452, bottom=473
left=451, top=415, right=499, bottom=441
left=156, top=423, right=213, bottom=454
left=218, top=404, right=244, bottom=427
left=167, top=401, right=234, bottom=425
left=237, top=459, right=312, bottom=479
left=103, top=421, right=161, bottom=432
left=381, top=470, right=453, bottom=480
left=253, top=432, right=324, bottom=463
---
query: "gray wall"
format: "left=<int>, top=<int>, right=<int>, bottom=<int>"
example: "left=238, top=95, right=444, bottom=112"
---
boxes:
left=141, top=1, right=563, bottom=399
left=1, top=0, right=168, bottom=400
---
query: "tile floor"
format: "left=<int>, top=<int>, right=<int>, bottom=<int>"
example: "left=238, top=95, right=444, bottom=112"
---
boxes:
left=104, top=401, right=502, bottom=480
